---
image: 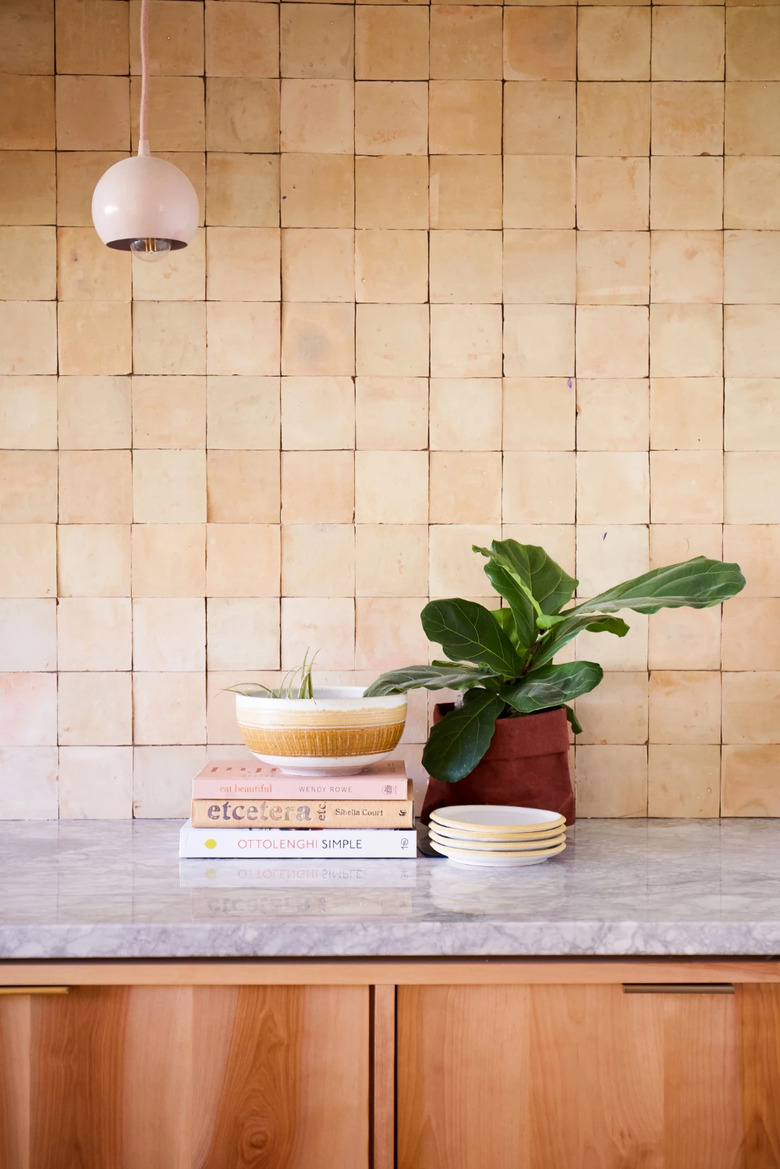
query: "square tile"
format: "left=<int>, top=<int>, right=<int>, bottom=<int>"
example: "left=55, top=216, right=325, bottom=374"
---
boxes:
left=722, top=598, right=780, bottom=671
left=430, top=304, right=503, bottom=377
left=205, top=1, right=279, bottom=77
left=651, top=230, right=723, bottom=303
left=57, top=598, right=131, bottom=672
left=57, top=77, right=128, bottom=151
left=282, top=451, right=354, bottom=522
left=650, top=157, right=723, bottom=230
left=133, top=598, right=205, bottom=672
left=355, top=82, right=428, bottom=155
left=58, top=673, right=132, bottom=746
left=207, top=450, right=280, bottom=523
left=356, top=597, right=430, bottom=671
left=575, top=671, right=648, bottom=745
left=722, top=671, right=780, bottom=744
left=206, top=598, right=280, bottom=672
left=575, top=523, right=649, bottom=597
left=0, top=377, right=57, bottom=450
left=132, top=673, right=206, bottom=745
left=724, top=230, right=780, bottom=304
left=0, top=77, right=54, bottom=149
left=578, top=7, right=651, bottom=80
left=503, top=451, right=575, bottom=523
left=355, top=450, right=429, bottom=523
left=430, top=156, right=502, bottom=228
left=430, top=378, right=502, bottom=450
left=503, top=81, right=576, bottom=155
left=504, top=230, right=575, bottom=304
left=649, top=524, right=723, bottom=570
left=652, top=7, right=725, bottom=81
left=281, top=597, right=355, bottom=671
left=207, top=302, right=280, bottom=376
left=282, top=525, right=355, bottom=597
left=0, top=151, right=55, bottom=225
left=576, top=305, right=649, bottom=378
left=281, top=79, right=354, bottom=154
left=725, top=158, right=780, bottom=230
left=356, top=230, right=429, bottom=302
left=356, top=304, right=430, bottom=376
left=430, top=6, right=503, bottom=79
left=130, top=76, right=205, bottom=153
left=2, top=0, right=54, bottom=74
left=647, top=604, right=721, bottom=670
left=59, top=451, right=132, bottom=525
left=356, top=6, right=428, bottom=79
left=577, top=231, right=649, bottom=305
left=429, top=523, right=501, bottom=597
left=206, top=153, right=280, bottom=228
left=133, top=450, right=207, bottom=524
left=281, top=303, right=354, bottom=376
left=132, top=377, right=206, bottom=449
left=206, top=524, right=280, bottom=598
left=207, top=377, right=280, bottom=450
left=727, top=8, right=780, bottom=82
left=129, top=230, right=206, bottom=303
left=650, top=671, right=721, bottom=744
left=577, top=451, right=650, bottom=524
left=132, top=302, right=205, bottom=376
left=647, top=745, right=720, bottom=818
left=132, top=525, right=206, bottom=598
left=430, top=451, right=502, bottom=523
left=650, top=451, right=724, bottom=524
left=282, top=377, right=355, bottom=449
left=207, top=228, right=281, bottom=301
left=356, top=525, right=429, bottom=597
left=57, top=524, right=129, bottom=599
left=725, top=82, right=780, bottom=156
left=722, top=525, right=780, bottom=598
left=577, top=157, right=649, bottom=231
left=355, top=377, right=429, bottom=449
left=58, top=746, right=132, bottom=818
left=650, top=377, right=723, bottom=451
left=652, top=82, right=724, bottom=156
left=724, top=452, right=780, bottom=523
left=282, top=229, right=353, bottom=302
left=505, top=8, right=576, bottom=81
left=725, top=306, right=780, bottom=378
left=577, top=83, right=650, bottom=156
left=0, top=451, right=56, bottom=523
left=725, top=379, right=780, bottom=451
left=0, top=227, right=55, bottom=300
left=0, top=747, right=58, bottom=820
left=722, top=746, right=780, bottom=817
left=284, top=4, right=355, bottom=79
left=504, top=304, right=575, bottom=376
left=133, top=746, right=206, bottom=819
left=206, top=78, right=279, bottom=153
left=503, top=378, right=576, bottom=451
left=577, top=379, right=650, bottom=451
left=129, top=0, right=203, bottom=76
left=356, top=156, right=429, bottom=229
left=650, top=304, right=723, bottom=377
left=0, top=303, right=56, bottom=374
left=429, top=80, right=502, bottom=153
left=430, top=231, right=501, bottom=304
left=504, top=156, right=576, bottom=229
left=281, top=154, right=354, bottom=227
left=574, top=745, right=647, bottom=818
left=0, top=673, right=56, bottom=746
left=0, top=599, right=56, bottom=671
left=58, top=302, right=131, bottom=376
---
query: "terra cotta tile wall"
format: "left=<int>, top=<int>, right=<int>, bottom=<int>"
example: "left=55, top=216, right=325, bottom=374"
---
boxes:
left=0, top=0, right=778, bottom=819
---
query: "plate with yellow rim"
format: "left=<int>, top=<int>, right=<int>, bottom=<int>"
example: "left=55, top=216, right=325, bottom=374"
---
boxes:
left=429, top=805, right=565, bottom=835
left=429, top=822, right=565, bottom=844
left=429, top=839, right=567, bottom=866
left=428, top=828, right=566, bottom=853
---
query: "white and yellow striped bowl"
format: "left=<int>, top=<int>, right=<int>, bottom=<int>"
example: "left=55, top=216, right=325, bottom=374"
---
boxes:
left=235, top=686, right=407, bottom=776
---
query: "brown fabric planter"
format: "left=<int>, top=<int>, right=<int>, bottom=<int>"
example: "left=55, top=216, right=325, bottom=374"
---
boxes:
left=420, top=705, right=575, bottom=826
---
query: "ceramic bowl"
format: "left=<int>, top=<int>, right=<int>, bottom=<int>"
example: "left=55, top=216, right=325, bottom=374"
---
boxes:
left=235, top=686, right=407, bottom=776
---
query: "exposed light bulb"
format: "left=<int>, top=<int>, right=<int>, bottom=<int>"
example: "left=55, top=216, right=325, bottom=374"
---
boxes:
left=130, top=237, right=173, bottom=262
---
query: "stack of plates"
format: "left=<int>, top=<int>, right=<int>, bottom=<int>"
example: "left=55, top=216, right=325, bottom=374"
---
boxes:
left=427, top=805, right=567, bottom=867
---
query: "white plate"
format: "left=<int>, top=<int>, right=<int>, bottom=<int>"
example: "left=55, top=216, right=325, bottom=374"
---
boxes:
left=430, top=805, right=565, bottom=834
left=428, top=828, right=565, bottom=854
left=429, top=839, right=566, bottom=866
left=429, top=822, right=565, bottom=844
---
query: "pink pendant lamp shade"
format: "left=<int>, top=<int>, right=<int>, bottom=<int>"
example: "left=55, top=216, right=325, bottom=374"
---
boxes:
left=91, top=0, right=198, bottom=261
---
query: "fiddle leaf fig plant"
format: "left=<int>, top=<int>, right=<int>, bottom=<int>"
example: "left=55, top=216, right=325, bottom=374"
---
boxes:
left=364, top=540, right=746, bottom=784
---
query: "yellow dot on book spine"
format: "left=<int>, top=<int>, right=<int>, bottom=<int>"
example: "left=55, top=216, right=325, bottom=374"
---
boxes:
left=204, top=838, right=217, bottom=850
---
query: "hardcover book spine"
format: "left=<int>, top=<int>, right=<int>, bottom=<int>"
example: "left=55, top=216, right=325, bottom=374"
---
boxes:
left=191, top=778, right=410, bottom=800
left=191, top=795, right=414, bottom=829
left=179, top=823, right=417, bottom=859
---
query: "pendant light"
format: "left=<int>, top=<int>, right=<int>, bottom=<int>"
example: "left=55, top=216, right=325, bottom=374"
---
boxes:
left=91, top=0, right=199, bottom=262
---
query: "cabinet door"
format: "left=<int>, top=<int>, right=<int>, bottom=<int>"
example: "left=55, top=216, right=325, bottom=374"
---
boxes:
left=397, top=983, right=780, bottom=1169
left=0, top=984, right=369, bottom=1169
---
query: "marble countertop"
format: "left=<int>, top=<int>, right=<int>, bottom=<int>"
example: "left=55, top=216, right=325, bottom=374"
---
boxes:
left=2, top=818, right=780, bottom=960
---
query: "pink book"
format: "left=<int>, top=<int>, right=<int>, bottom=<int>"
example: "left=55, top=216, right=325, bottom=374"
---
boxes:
left=192, top=759, right=410, bottom=801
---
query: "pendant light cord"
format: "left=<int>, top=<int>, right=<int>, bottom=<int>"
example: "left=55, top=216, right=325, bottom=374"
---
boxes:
left=138, top=0, right=150, bottom=153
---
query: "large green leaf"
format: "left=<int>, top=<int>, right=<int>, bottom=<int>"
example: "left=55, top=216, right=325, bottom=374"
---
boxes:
left=483, top=562, right=535, bottom=656
left=421, top=689, right=506, bottom=782
left=421, top=598, right=524, bottom=677
left=474, top=540, right=577, bottom=615
left=364, top=663, right=499, bottom=696
left=570, top=557, right=746, bottom=617
left=531, top=615, right=629, bottom=669
left=499, top=661, right=604, bottom=713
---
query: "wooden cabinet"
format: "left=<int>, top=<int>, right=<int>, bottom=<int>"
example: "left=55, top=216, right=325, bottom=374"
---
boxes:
left=1, top=961, right=779, bottom=1169
left=397, top=978, right=780, bottom=1169
left=0, top=981, right=369, bottom=1169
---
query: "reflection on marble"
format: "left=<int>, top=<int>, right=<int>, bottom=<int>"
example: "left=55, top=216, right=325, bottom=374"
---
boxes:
left=1, top=819, right=780, bottom=958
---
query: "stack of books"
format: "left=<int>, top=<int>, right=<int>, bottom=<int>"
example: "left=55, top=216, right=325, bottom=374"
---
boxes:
left=178, top=759, right=417, bottom=858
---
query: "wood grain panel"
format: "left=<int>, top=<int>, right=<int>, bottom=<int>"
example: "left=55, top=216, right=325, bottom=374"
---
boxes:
left=3, top=960, right=780, bottom=988
left=397, top=984, right=749, bottom=1169
left=370, top=985, right=396, bottom=1169
left=0, top=995, right=31, bottom=1169
left=739, top=984, right=780, bottom=1168
left=1, top=984, right=370, bottom=1169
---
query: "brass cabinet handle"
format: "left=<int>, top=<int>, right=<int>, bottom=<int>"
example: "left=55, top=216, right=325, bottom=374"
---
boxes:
left=0, top=986, right=70, bottom=996
left=623, top=983, right=735, bottom=995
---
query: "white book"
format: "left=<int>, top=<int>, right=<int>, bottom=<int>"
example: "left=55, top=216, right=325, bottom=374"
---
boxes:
left=178, top=860, right=418, bottom=888
left=178, top=820, right=418, bottom=859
